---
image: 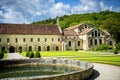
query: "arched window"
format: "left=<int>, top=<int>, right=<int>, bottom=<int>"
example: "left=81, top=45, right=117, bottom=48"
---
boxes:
left=95, top=30, right=97, bottom=37
left=98, top=32, right=100, bottom=37
left=110, top=41, right=112, bottom=45
left=99, top=39, right=102, bottom=44
left=38, top=46, right=41, bottom=51
left=90, top=39, right=93, bottom=45
left=29, top=46, right=32, bottom=51
left=56, top=46, right=59, bottom=51
left=92, top=32, right=94, bottom=37
left=78, top=41, right=80, bottom=46
left=95, top=39, right=97, bottom=45
left=68, top=41, right=71, bottom=47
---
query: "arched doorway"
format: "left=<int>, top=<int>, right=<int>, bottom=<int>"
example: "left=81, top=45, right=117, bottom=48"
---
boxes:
left=47, top=46, right=50, bottom=51
left=9, top=46, right=15, bottom=53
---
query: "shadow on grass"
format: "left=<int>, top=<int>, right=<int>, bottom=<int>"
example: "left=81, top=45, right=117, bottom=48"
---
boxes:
left=88, top=69, right=100, bottom=80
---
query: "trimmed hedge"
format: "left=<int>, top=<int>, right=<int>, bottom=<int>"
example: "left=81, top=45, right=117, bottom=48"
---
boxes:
left=29, top=51, right=34, bottom=58
left=34, top=51, right=41, bottom=58
left=26, top=51, right=30, bottom=57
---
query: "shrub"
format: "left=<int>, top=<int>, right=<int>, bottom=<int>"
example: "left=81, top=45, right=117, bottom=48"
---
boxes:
left=114, top=48, right=118, bottom=54
left=19, top=49, right=22, bottom=53
left=93, top=44, right=111, bottom=51
left=75, top=49, right=78, bottom=51
left=26, top=51, right=30, bottom=57
left=34, top=51, right=41, bottom=58
left=29, top=51, right=34, bottom=58
left=116, top=43, right=120, bottom=50
left=0, top=51, right=4, bottom=59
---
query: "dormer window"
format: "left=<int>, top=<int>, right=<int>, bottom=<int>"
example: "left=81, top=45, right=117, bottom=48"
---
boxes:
left=85, top=25, right=87, bottom=28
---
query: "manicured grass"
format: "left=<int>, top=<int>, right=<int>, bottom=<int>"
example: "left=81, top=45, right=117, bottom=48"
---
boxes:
left=21, top=51, right=120, bottom=66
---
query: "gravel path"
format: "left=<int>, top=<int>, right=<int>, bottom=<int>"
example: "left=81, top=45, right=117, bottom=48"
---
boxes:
left=89, top=63, right=120, bottom=80
left=6, top=53, right=25, bottom=59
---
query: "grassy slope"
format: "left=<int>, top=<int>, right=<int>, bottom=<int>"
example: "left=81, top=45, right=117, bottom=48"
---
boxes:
left=21, top=51, right=120, bottom=66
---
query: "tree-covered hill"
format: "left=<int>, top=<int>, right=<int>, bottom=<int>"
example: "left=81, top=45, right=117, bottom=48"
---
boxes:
left=32, top=10, right=120, bottom=43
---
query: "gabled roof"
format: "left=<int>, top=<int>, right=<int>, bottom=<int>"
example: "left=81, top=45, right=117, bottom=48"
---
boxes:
left=0, top=23, right=61, bottom=35
left=102, top=30, right=110, bottom=36
left=63, top=29, right=79, bottom=36
left=65, top=22, right=94, bottom=30
left=80, top=28, right=94, bottom=35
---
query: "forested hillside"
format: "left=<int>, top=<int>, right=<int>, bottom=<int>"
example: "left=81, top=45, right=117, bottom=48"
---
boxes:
left=32, top=10, right=120, bottom=43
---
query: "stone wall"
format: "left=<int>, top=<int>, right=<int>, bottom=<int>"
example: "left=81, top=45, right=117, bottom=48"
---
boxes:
left=0, top=58, right=94, bottom=80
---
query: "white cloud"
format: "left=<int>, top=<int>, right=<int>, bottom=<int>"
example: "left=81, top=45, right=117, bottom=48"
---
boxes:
left=0, top=0, right=70, bottom=23
left=99, top=1, right=112, bottom=11
left=71, top=0, right=99, bottom=14
left=0, top=0, right=119, bottom=23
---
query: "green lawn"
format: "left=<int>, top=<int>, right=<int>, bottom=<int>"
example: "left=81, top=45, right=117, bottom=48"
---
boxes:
left=21, top=51, right=120, bottom=66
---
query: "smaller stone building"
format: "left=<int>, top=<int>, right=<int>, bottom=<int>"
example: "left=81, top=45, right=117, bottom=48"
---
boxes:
left=62, top=22, right=111, bottom=50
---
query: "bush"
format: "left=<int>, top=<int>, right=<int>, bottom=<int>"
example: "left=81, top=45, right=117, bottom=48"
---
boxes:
left=114, top=48, right=118, bottom=54
left=29, top=51, right=34, bottom=58
left=0, top=51, right=4, bottom=59
left=19, top=49, right=22, bottom=53
left=75, top=49, right=78, bottom=51
left=116, top=43, right=120, bottom=50
left=26, top=51, right=30, bottom=57
left=34, top=51, right=41, bottom=58
left=93, top=44, right=111, bottom=51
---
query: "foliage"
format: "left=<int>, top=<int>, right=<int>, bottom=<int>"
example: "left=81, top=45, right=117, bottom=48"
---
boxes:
left=0, top=51, right=4, bottom=59
left=116, top=43, right=120, bottom=50
left=29, top=51, right=34, bottom=58
left=114, top=48, right=118, bottom=54
left=19, top=49, right=22, bottom=54
left=26, top=51, right=30, bottom=57
left=32, top=10, right=120, bottom=43
left=91, top=44, right=111, bottom=51
left=34, top=51, right=41, bottom=58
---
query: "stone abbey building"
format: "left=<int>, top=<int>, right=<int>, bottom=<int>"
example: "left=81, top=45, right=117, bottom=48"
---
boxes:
left=0, top=22, right=112, bottom=53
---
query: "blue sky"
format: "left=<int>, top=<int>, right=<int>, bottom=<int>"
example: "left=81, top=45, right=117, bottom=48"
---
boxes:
left=0, top=0, right=120, bottom=24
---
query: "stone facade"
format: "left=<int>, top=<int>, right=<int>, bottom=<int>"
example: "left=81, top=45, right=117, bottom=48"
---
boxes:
left=0, top=22, right=111, bottom=52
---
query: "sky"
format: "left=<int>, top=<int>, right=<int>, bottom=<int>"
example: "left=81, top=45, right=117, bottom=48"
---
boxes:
left=0, top=0, right=120, bottom=24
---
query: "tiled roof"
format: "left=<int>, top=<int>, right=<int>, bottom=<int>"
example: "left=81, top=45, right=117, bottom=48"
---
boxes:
left=102, top=30, right=110, bottom=36
left=80, top=28, right=94, bottom=35
left=0, top=23, right=61, bottom=35
left=63, top=29, right=79, bottom=36
left=65, top=22, right=94, bottom=30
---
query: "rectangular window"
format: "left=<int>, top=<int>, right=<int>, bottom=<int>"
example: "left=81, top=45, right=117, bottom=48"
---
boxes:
left=31, top=38, right=33, bottom=42
left=52, top=38, right=54, bottom=42
left=58, top=38, right=60, bottom=42
left=15, top=38, right=18, bottom=43
left=38, top=38, right=40, bottom=42
left=45, top=38, right=47, bottom=42
left=7, top=38, right=9, bottom=43
left=23, top=38, right=26, bottom=42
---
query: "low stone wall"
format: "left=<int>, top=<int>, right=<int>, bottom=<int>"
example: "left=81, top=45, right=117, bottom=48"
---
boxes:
left=0, top=58, right=94, bottom=80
